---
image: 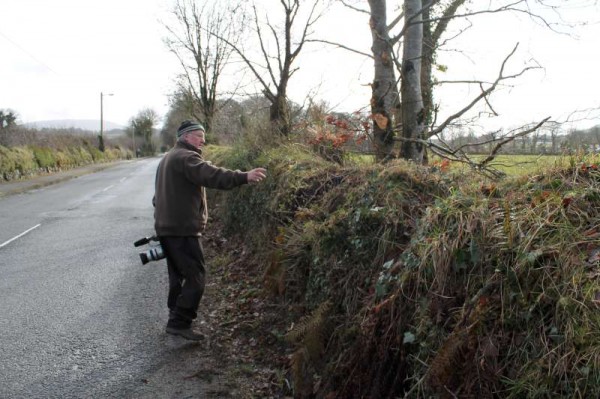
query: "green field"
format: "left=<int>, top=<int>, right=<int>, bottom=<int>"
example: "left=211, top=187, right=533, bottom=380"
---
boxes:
left=467, top=154, right=565, bottom=176
left=350, top=153, right=600, bottom=176
left=466, top=153, right=600, bottom=176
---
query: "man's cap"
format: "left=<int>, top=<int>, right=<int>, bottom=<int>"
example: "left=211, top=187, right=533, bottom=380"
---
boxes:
left=177, top=120, right=205, bottom=138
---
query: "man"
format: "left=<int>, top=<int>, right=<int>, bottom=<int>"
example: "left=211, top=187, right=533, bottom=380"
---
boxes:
left=153, top=120, right=266, bottom=340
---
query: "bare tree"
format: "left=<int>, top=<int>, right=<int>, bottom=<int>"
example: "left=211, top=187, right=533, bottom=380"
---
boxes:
left=547, top=122, right=562, bottom=154
left=161, top=90, right=198, bottom=148
left=164, top=0, right=242, bottom=138
left=400, top=0, right=426, bottom=162
left=215, top=0, right=324, bottom=136
left=330, top=0, right=589, bottom=169
left=421, top=0, right=466, bottom=125
left=368, top=0, right=401, bottom=161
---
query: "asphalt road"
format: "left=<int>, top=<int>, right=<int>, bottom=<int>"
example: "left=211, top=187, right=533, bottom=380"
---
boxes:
left=0, top=158, right=207, bottom=398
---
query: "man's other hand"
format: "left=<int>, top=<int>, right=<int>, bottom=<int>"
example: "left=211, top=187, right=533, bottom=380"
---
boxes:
left=247, top=168, right=267, bottom=184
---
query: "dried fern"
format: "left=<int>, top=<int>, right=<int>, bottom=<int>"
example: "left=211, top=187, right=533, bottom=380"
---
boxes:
left=287, top=301, right=333, bottom=397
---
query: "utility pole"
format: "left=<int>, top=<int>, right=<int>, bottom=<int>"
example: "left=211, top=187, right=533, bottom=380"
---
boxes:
left=132, top=125, right=136, bottom=158
left=99, top=92, right=113, bottom=152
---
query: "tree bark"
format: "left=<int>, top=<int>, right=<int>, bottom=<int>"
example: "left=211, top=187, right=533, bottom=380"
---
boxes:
left=368, top=0, right=400, bottom=161
left=421, top=5, right=434, bottom=128
left=422, top=0, right=467, bottom=136
left=400, top=0, right=425, bottom=162
left=269, top=87, right=291, bottom=136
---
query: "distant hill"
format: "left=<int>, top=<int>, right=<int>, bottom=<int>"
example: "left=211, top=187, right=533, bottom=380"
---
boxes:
left=23, top=119, right=126, bottom=132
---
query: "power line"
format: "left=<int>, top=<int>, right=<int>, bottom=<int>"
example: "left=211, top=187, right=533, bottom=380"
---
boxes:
left=0, top=29, right=60, bottom=76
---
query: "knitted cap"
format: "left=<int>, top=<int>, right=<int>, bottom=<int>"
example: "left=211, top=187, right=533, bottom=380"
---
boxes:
left=177, top=120, right=205, bottom=137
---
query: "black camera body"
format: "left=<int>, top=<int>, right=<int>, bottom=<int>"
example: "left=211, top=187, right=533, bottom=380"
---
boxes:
left=134, top=236, right=165, bottom=265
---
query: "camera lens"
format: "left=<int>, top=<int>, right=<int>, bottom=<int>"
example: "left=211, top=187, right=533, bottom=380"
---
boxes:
left=139, top=253, right=150, bottom=265
left=137, top=244, right=165, bottom=265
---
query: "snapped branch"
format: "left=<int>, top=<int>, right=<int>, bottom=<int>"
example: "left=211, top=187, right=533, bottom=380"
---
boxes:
left=429, top=43, right=541, bottom=138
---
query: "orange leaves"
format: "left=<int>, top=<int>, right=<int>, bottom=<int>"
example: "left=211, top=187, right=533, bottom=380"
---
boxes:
left=372, top=294, right=395, bottom=314
left=431, top=159, right=451, bottom=173
left=439, top=159, right=451, bottom=172
left=561, top=196, right=573, bottom=208
left=580, top=162, right=599, bottom=172
left=356, top=134, right=368, bottom=145
left=480, top=183, right=497, bottom=196
left=334, top=119, right=349, bottom=129
left=308, top=114, right=370, bottom=150
left=308, top=130, right=350, bottom=149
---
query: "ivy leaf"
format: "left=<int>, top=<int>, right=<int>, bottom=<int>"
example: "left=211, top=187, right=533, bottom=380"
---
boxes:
left=375, top=281, right=387, bottom=299
left=469, top=239, right=481, bottom=265
left=525, top=249, right=544, bottom=265
left=403, top=331, right=416, bottom=344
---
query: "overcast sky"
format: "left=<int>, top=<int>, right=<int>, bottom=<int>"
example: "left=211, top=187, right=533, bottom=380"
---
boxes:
left=1, top=0, right=599, bottom=132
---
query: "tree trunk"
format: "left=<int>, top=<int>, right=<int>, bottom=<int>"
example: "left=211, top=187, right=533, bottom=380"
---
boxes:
left=368, top=0, right=400, bottom=161
left=421, top=0, right=466, bottom=133
left=270, top=91, right=291, bottom=136
left=421, top=6, right=434, bottom=128
left=400, top=0, right=425, bottom=162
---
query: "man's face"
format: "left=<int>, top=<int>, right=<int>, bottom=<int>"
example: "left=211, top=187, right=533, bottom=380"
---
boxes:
left=184, top=130, right=205, bottom=149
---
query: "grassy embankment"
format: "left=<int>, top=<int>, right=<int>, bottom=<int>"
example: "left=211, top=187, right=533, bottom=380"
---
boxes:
left=206, top=143, right=600, bottom=398
left=0, top=144, right=133, bottom=182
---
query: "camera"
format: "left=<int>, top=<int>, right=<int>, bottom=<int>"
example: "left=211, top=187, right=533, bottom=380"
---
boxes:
left=134, top=236, right=165, bottom=265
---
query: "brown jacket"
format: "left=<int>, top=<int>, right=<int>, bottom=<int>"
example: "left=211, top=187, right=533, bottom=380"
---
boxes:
left=154, top=141, right=247, bottom=236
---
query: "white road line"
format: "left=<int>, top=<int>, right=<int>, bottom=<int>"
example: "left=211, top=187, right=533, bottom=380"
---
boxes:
left=120, top=177, right=127, bottom=183
left=0, top=224, right=41, bottom=249
left=102, top=185, right=114, bottom=192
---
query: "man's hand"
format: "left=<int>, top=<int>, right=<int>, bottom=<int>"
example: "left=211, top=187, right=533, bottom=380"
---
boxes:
left=247, top=168, right=267, bottom=184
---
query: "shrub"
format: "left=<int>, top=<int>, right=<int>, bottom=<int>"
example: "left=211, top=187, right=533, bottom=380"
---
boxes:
left=54, top=150, right=72, bottom=168
left=32, top=147, right=56, bottom=169
left=0, top=145, right=17, bottom=177
left=87, top=145, right=105, bottom=162
left=0, top=146, right=38, bottom=179
left=12, top=146, right=38, bottom=175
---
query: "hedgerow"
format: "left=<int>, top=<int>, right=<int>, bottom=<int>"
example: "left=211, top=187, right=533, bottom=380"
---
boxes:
left=0, top=144, right=133, bottom=181
left=207, top=142, right=600, bottom=398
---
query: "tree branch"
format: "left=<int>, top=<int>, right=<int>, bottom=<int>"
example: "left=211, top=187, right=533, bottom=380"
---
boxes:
left=477, top=117, right=550, bottom=168
left=429, top=43, right=541, bottom=138
left=291, top=0, right=322, bottom=59
left=340, top=0, right=370, bottom=15
left=253, top=4, right=280, bottom=88
left=305, top=39, right=373, bottom=58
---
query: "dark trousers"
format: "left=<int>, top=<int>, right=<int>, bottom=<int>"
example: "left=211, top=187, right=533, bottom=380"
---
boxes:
left=159, top=236, right=206, bottom=329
